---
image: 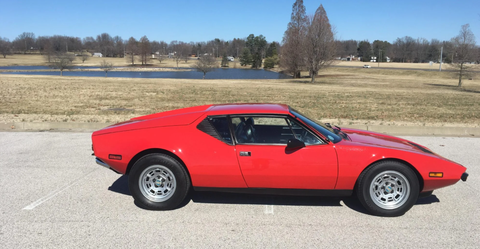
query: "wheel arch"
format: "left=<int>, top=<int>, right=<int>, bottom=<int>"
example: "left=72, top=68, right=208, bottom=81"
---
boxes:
left=126, top=148, right=191, bottom=182
left=355, top=158, right=424, bottom=192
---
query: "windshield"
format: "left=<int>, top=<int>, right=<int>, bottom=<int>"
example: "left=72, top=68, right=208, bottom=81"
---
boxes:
left=290, top=108, right=342, bottom=143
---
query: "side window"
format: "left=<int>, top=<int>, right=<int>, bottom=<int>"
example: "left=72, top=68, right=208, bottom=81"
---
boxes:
left=197, top=116, right=232, bottom=145
left=288, top=118, right=323, bottom=145
left=232, top=116, right=294, bottom=144
left=209, top=117, right=232, bottom=144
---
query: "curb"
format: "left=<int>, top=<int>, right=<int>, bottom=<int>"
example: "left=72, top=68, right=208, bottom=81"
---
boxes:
left=1, top=122, right=479, bottom=137
left=0, top=122, right=113, bottom=132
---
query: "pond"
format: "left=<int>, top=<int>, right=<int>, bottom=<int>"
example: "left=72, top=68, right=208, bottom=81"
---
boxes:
left=1, top=68, right=290, bottom=79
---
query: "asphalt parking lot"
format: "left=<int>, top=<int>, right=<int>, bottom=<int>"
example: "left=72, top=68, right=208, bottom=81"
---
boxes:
left=0, top=132, right=478, bottom=248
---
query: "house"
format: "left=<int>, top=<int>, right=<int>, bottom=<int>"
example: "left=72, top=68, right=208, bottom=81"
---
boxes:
left=92, top=53, right=103, bottom=57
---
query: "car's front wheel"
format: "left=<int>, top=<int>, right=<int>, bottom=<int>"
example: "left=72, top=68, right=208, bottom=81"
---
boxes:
left=128, top=153, right=190, bottom=210
left=357, top=161, right=419, bottom=217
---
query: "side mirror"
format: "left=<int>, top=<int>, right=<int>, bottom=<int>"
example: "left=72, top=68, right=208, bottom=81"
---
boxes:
left=286, top=138, right=305, bottom=150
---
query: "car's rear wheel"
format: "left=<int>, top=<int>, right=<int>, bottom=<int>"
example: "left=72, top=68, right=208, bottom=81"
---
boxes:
left=128, top=153, right=190, bottom=210
left=357, top=161, right=419, bottom=217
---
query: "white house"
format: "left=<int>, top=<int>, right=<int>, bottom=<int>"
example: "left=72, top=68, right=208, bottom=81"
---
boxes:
left=92, top=53, right=103, bottom=57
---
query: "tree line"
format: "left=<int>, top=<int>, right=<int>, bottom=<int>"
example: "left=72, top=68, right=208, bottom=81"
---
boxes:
left=337, top=35, right=479, bottom=64
left=0, top=0, right=478, bottom=85
left=1, top=24, right=476, bottom=67
left=0, top=32, right=259, bottom=61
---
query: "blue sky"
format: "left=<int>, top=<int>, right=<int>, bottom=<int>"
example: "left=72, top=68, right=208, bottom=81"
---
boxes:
left=1, top=0, right=479, bottom=43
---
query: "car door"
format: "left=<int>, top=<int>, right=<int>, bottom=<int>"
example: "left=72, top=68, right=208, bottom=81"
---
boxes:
left=192, top=115, right=247, bottom=188
left=232, top=115, right=338, bottom=190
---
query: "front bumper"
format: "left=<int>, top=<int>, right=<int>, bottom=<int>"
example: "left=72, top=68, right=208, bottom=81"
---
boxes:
left=96, top=157, right=110, bottom=168
left=96, top=157, right=121, bottom=174
left=461, top=172, right=469, bottom=182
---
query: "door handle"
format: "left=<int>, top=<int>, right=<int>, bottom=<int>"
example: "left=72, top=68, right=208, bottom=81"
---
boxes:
left=239, top=151, right=251, bottom=157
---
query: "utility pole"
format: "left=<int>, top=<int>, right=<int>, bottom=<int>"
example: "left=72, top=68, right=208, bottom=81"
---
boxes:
left=439, top=46, right=443, bottom=71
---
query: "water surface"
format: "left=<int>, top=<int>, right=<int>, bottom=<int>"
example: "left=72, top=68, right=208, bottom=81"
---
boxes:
left=2, top=68, right=290, bottom=79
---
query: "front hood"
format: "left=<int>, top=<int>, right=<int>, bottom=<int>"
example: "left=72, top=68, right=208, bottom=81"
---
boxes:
left=342, top=128, right=434, bottom=155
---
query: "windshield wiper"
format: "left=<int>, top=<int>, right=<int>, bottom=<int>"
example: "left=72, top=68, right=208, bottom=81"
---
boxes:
left=325, top=123, right=332, bottom=128
left=333, top=125, right=350, bottom=140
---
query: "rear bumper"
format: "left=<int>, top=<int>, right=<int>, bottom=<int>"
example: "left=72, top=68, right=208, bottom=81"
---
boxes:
left=461, top=172, right=469, bottom=182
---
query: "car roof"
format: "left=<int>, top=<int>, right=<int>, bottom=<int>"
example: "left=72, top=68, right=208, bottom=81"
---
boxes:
left=207, top=103, right=290, bottom=115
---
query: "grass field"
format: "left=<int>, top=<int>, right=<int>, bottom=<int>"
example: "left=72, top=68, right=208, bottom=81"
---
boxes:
left=1, top=64, right=479, bottom=126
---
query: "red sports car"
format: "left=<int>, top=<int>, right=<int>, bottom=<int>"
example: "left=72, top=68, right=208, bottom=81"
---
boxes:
left=92, top=103, right=468, bottom=216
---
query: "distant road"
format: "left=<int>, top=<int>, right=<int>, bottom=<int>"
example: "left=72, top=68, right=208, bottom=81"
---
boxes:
left=333, top=65, right=480, bottom=72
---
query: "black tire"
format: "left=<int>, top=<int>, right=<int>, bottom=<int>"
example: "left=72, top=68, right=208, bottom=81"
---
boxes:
left=128, top=153, right=190, bottom=210
left=357, top=161, right=419, bottom=217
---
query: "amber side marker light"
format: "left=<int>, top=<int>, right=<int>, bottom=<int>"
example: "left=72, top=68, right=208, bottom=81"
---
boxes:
left=429, top=172, right=443, bottom=178
left=109, top=154, right=122, bottom=160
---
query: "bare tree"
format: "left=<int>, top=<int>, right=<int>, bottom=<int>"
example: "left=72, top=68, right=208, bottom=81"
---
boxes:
left=451, top=24, right=477, bottom=87
left=280, top=0, right=308, bottom=78
left=126, top=37, right=138, bottom=65
left=181, top=43, right=191, bottom=63
left=100, top=60, right=114, bottom=77
left=82, top=36, right=97, bottom=52
left=194, top=55, right=218, bottom=79
left=157, top=55, right=165, bottom=64
left=336, top=39, right=357, bottom=58
left=304, top=5, right=336, bottom=83
left=96, top=33, right=113, bottom=57
left=0, top=37, right=12, bottom=58
left=14, top=32, right=35, bottom=54
left=174, top=52, right=182, bottom=69
left=112, top=36, right=125, bottom=58
left=81, top=51, right=89, bottom=63
left=51, top=53, right=75, bottom=76
left=139, top=36, right=150, bottom=65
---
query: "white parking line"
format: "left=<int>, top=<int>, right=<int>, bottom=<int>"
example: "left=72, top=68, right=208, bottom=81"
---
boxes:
left=264, top=205, right=274, bottom=214
left=23, top=169, right=98, bottom=210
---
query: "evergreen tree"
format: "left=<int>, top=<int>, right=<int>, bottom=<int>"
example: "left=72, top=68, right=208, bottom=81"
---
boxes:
left=266, top=42, right=279, bottom=58
left=240, top=48, right=252, bottom=66
left=263, top=57, right=275, bottom=69
left=251, top=52, right=262, bottom=69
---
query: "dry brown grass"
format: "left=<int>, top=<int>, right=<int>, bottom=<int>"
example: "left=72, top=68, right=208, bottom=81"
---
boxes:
left=1, top=66, right=479, bottom=126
